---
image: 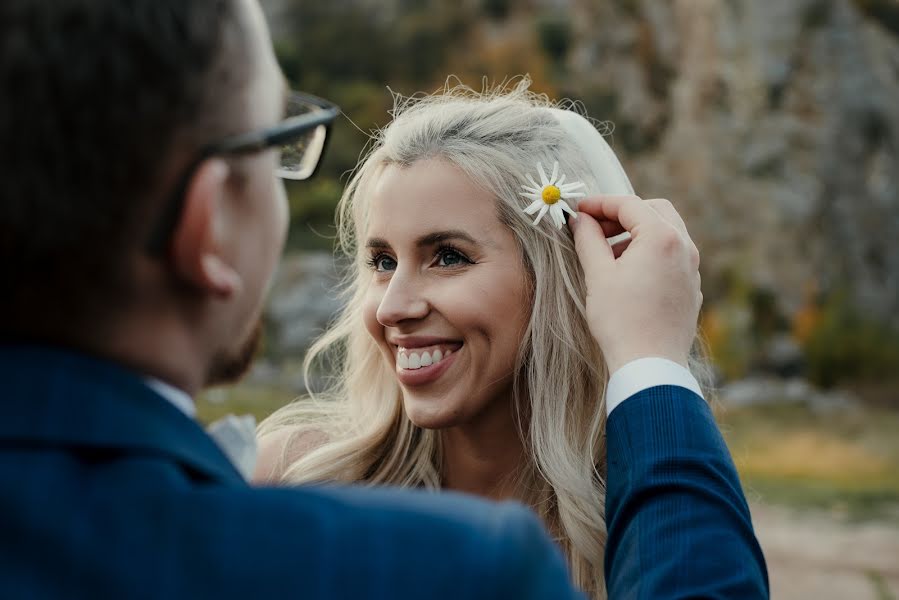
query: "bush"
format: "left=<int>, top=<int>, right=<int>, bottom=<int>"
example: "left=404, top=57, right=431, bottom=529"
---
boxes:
left=285, top=178, right=342, bottom=251
left=802, top=293, right=899, bottom=388
left=701, top=304, right=753, bottom=381
left=536, top=15, right=572, bottom=62
left=483, top=0, right=510, bottom=20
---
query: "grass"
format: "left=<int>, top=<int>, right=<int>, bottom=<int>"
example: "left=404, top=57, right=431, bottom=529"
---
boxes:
left=868, top=570, right=898, bottom=600
left=716, top=401, right=899, bottom=522
left=197, top=385, right=298, bottom=425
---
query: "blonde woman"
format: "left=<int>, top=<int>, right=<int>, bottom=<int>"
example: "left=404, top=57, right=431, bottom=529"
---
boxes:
left=256, top=80, right=767, bottom=598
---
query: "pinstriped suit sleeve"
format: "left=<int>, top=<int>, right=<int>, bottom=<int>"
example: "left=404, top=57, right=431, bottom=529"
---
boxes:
left=604, top=386, right=769, bottom=599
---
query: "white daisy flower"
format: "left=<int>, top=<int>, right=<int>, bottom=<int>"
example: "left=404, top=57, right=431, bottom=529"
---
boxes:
left=520, top=161, right=586, bottom=230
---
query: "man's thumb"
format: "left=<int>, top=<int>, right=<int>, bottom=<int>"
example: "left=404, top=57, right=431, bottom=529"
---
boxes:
left=569, top=211, right=615, bottom=275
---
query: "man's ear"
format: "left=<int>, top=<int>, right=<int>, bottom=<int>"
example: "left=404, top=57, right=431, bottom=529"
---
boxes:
left=170, top=158, right=242, bottom=298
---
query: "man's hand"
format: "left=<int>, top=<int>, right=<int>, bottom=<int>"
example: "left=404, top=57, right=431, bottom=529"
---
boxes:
left=569, top=195, right=702, bottom=374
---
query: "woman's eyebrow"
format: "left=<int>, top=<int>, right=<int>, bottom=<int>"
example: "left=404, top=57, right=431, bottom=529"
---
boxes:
left=364, top=230, right=483, bottom=250
left=415, top=230, right=480, bottom=247
left=365, top=237, right=391, bottom=250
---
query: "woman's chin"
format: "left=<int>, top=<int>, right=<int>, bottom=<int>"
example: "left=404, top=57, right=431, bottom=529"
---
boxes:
left=402, top=400, right=464, bottom=430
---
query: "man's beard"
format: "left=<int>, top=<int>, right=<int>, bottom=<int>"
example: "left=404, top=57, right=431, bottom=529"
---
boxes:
left=206, top=319, right=263, bottom=386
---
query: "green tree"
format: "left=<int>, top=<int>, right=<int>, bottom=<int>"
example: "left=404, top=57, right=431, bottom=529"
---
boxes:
left=536, top=15, right=572, bottom=62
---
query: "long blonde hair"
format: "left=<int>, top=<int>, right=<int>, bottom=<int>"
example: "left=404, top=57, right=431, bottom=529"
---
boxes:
left=261, top=78, right=692, bottom=598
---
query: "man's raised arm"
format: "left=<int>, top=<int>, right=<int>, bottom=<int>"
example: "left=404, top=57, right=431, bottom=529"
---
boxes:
left=570, top=195, right=769, bottom=598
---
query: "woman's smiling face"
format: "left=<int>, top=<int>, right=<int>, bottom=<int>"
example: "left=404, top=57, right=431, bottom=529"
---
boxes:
left=362, top=158, right=531, bottom=430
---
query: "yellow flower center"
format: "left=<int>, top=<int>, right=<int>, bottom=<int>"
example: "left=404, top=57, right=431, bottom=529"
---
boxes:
left=542, top=185, right=561, bottom=205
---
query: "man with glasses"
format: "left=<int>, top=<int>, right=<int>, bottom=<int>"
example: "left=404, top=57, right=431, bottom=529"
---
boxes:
left=0, top=0, right=577, bottom=597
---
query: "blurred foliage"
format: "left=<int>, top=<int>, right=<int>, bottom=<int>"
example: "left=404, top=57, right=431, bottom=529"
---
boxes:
left=482, top=0, right=511, bottom=21
left=801, top=291, right=899, bottom=388
left=283, top=179, right=342, bottom=252
left=702, top=269, right=770, bottom=380
left=703, top=269, right=899, bottom=390
left=702, top=305, right=753, bottom=381
left=270, top=0, right=563, bottom=247
left=536, top=15, right=573, bottom=62
left=854, top=0, right=899, bottom=37
left=612, top=0, right=642, bottom=19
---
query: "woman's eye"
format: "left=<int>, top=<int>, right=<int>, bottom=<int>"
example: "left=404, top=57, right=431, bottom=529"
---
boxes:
left=436, top=248, right=469, bottom=267
left=372, top=255, right=397, bottom=272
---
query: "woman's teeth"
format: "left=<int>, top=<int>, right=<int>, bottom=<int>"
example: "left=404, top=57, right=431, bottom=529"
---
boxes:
left=397, top=347, right=454, bottom=370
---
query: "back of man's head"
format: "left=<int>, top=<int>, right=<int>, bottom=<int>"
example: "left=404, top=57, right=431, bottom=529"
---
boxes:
left=0, top=0, right=250, bottom=342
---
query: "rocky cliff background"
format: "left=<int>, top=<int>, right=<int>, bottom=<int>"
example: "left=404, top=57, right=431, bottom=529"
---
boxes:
left=570, top=0, right=898, bottom=322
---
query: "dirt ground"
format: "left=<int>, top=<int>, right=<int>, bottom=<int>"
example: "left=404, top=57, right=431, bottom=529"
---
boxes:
left=751, top=502, right=899, bottom=599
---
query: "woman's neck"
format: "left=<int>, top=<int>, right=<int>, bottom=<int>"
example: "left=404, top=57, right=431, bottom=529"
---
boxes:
left=440, top=400, right=528, bottom=501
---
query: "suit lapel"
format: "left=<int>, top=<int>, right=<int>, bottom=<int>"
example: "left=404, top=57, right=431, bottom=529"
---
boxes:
left=0, top=344, right=246, bottom=486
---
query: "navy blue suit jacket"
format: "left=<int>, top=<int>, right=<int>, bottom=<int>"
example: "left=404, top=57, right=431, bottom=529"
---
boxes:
left=0, top=345, right=767, bottom=598
left=604, top=386, right=769, bottom=598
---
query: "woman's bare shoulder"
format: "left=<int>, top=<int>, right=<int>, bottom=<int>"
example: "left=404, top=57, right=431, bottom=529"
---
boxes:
left=253, top=427, right=329, bottom=484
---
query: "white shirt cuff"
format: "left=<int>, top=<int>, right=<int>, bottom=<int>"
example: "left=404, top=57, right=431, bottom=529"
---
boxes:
left=606, top=357, right=704, bottom=416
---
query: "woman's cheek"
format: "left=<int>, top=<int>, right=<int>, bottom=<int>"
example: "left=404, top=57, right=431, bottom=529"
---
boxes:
left=361, top=288, right=384, bottom=342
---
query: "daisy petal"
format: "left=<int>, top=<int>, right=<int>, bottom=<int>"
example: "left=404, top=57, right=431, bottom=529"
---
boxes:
left=519, top=192, right=541, bottom=202
left=537, top=162, right=549, bottom=187
left=559, top=200, right=577, bottom=216
left=552, top=205, right=567, bottom=229
left=563, top=192, right=586, bottom=199
left=555, top=173, right=567, bottom=187
left=525, top=173, right=541, bottom=190
left=550, top=161, right=559, bottom=185
left=524, top=199, right=544, bottom=214
left=532, top=205, right=549, bottom=226
left=521, top=184, right=542, bottom=194
left=559, top=182, right=587, bottom=192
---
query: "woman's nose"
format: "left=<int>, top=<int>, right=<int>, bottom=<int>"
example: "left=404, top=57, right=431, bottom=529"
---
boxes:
left=376, top=270, right=430, bottom=327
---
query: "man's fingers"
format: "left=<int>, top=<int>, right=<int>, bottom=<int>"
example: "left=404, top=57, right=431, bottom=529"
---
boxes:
left=644, top=198, right=688, bottom=236
left=576, top=196, right=701, bottom=270
left=645, top=198, right=701, bottom=269
left=576, top=195, right=661, bottom=234
left=611, top=237, right=632, bottom=259
left=599, top=219, right=626, bottom=238
left=578, top=195, right=642, bottom=207
left=580, top=196, right=688, bottom=238
left=569, top=211, right=614, bottom=275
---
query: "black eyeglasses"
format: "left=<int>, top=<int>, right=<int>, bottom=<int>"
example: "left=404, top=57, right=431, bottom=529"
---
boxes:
left=145, top=91, right=340, bottom=254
